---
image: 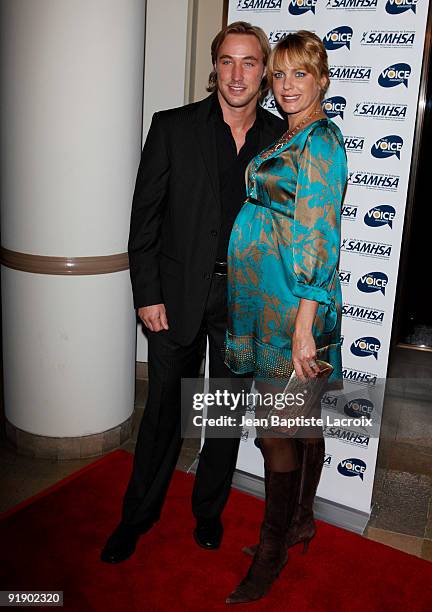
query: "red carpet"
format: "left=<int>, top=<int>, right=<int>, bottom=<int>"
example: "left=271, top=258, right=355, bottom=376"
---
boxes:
left=1, top=449, right=431, bottom=611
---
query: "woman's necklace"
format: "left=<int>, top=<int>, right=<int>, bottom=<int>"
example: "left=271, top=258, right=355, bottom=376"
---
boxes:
left=247, top=106, right=323, bottom=189
left=270, top=107, right=323, bottom=155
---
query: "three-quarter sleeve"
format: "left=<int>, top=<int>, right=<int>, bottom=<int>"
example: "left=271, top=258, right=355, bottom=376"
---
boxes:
left=292, top=124, right=347, bottom=332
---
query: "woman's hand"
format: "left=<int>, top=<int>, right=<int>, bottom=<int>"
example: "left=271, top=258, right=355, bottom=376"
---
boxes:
left=292, top=328, right=319, bottom=382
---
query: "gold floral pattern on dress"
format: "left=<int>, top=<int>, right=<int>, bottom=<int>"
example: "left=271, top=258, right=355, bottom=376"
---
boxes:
left=225, top=119, right=347, bottom=382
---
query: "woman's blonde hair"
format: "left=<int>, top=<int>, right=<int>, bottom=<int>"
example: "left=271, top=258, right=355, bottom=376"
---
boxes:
left=267, top=31, right=330, bottom=100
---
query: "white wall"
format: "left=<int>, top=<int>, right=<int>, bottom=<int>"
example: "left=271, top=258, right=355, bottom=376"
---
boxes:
left=136, top=0, right=193, bottom=361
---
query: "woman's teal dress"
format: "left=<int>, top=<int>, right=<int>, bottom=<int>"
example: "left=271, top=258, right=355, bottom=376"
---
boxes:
left=224, top=118, right=347, bottom=384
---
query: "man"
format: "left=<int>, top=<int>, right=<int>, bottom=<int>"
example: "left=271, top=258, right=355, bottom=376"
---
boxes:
left=101, top=21, right=285, bottom=563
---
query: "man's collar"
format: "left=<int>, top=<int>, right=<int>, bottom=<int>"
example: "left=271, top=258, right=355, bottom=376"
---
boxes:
left=209, top=91, right=264, bottom=128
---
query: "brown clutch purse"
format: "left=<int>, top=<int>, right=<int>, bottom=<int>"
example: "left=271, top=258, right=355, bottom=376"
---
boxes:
left=262, top=360, right=333, bottom=436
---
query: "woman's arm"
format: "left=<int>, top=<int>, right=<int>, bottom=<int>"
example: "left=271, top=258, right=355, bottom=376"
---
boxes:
left=293, top=298, right=319, bottom=381
left=291, top=124, right=347, bottom=379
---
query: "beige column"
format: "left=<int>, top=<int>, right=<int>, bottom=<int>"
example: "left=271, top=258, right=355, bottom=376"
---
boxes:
left=0, top=0, right=146, bottom=458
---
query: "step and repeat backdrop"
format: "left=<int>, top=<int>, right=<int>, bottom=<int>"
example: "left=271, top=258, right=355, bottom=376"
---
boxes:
left=228, top=0, right=429, bottom=515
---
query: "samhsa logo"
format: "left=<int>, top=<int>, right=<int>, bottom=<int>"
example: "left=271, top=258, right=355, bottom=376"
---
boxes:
left=354, top=101, right=408, bottom=121
left=344, top=398, right=374, bottom=418
left=338, top=458, right=367, bottom=479
left=361, top=30, right=415, bottom=47
left=348, top=171, right=400, bottom=191
left=357, top=271, right=388, bottom=295
left=364, top=205, right=396, bottom=228
left=379, top=63, right=411, bottom=88
left=326, top=0, right=378, bottom=9
left=261, top=94, right=277, bottom=111
left=322, top=96, right=346, bottom=119
left=268, top=30, right=296, bottom=44
left=339, top=269, right=351, bottom=285
left=288, top=0, right=317, bottom=15
left=344, top=136, right=365, bottom=153
left=371, top=135, right=403, bottom=159
left=342, top=204, right=358, bottom=220
left=342, top=303, right=385, bottom=324
left=322, top=393, right=338, bottom=408
left=351, top=336, right=381, bottom=359
left=343, top=367, right=377, bottom=386
left=236, top=0, right=282, bottom=10
left=323, top=454, right=333, bottom=468
left=329, top=65, right=371, bottom=82
left=324, top=26, right=353, bottom=51
left=341, top=238, right=392, bottom=258
left=386, top=0, right=419, bottom=14
left=324, top=427, right=370, bottom=448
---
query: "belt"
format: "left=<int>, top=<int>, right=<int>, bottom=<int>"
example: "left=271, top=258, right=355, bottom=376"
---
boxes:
left=213, top=260, right=227, bottom=275
left=245, top=196, right=262, bottom=206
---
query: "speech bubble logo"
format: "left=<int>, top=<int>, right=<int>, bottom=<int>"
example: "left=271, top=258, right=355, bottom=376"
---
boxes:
left=324, top=26, right=353, bottom=51
left=364, top=205, right=396, bottom=228
left=386, top=0, right=418, bottom=15
left=344, top=398, right=374, bottom=418
left=337, top=458, right=367, bottom=480
left=371, top=135, right=403, bottom=160
left=322, top=96, right=346, bottom=119
left=288, top=0, right=317, bottom=15
left=351, top=337, right=381, bottom=360
left=357, top=272, right=388, bottom=295
left=379, top=63, right=411, bottom=88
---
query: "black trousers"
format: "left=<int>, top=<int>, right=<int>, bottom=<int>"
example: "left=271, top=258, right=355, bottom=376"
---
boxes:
left=121, top=273, right=243, bottom=527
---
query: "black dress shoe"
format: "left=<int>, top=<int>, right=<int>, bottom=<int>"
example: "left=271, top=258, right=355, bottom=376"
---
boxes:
left=100, top=520, right=154, bottom=563
left=193, top=518, right=223, bottom=550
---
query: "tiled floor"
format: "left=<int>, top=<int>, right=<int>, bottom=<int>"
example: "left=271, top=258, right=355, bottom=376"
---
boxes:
left=1, top=378, right=431, bottom=562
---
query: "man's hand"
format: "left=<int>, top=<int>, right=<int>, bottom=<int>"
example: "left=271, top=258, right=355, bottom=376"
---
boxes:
left=138, top=304, right=169, bottom=332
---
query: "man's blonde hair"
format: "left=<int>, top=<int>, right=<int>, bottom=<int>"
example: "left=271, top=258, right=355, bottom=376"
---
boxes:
left=207, top=21, right=271, bottom=100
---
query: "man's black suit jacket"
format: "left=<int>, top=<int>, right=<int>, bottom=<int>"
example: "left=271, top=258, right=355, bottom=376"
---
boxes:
left=128, top=93, right=286, bottom=345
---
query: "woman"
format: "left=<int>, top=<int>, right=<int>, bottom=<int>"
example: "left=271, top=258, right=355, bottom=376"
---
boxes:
left=224, top=31, right=347, bottom=604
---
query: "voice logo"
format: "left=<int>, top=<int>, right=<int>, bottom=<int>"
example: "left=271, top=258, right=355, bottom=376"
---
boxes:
left=364, top=205, right=396, bottom=228
left=324, top=26, right=353, bottom=51
left=386, top=0, right=418, bottom=14
left=236, top=0, right=282, bottom=10
left=357, top=271, right=388, bottom=295
left=354, top=101, right=408, bottom=121
left=288, top=0, right=317, bottom=14
left=379, top=63, right=411, bottom=88
left=337, top=458, right=367, bottom=479
left=351, top=336, right=381, bottom=359
left=322, top=96, right=346, bottom=119
left=371, top=135, right=403, bottom=160
left=344, top=398, right=374, bottom=418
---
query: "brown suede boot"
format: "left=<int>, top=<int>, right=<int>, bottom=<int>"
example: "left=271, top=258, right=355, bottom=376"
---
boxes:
left=284, top=438, right=325, bottom=553
left=226, top=469, right=299, bottom=605
left=243, top=438, right=325, bottom=557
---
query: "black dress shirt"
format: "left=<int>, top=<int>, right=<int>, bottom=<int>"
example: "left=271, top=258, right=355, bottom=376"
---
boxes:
left=212, top=95, right=264, bottom=261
